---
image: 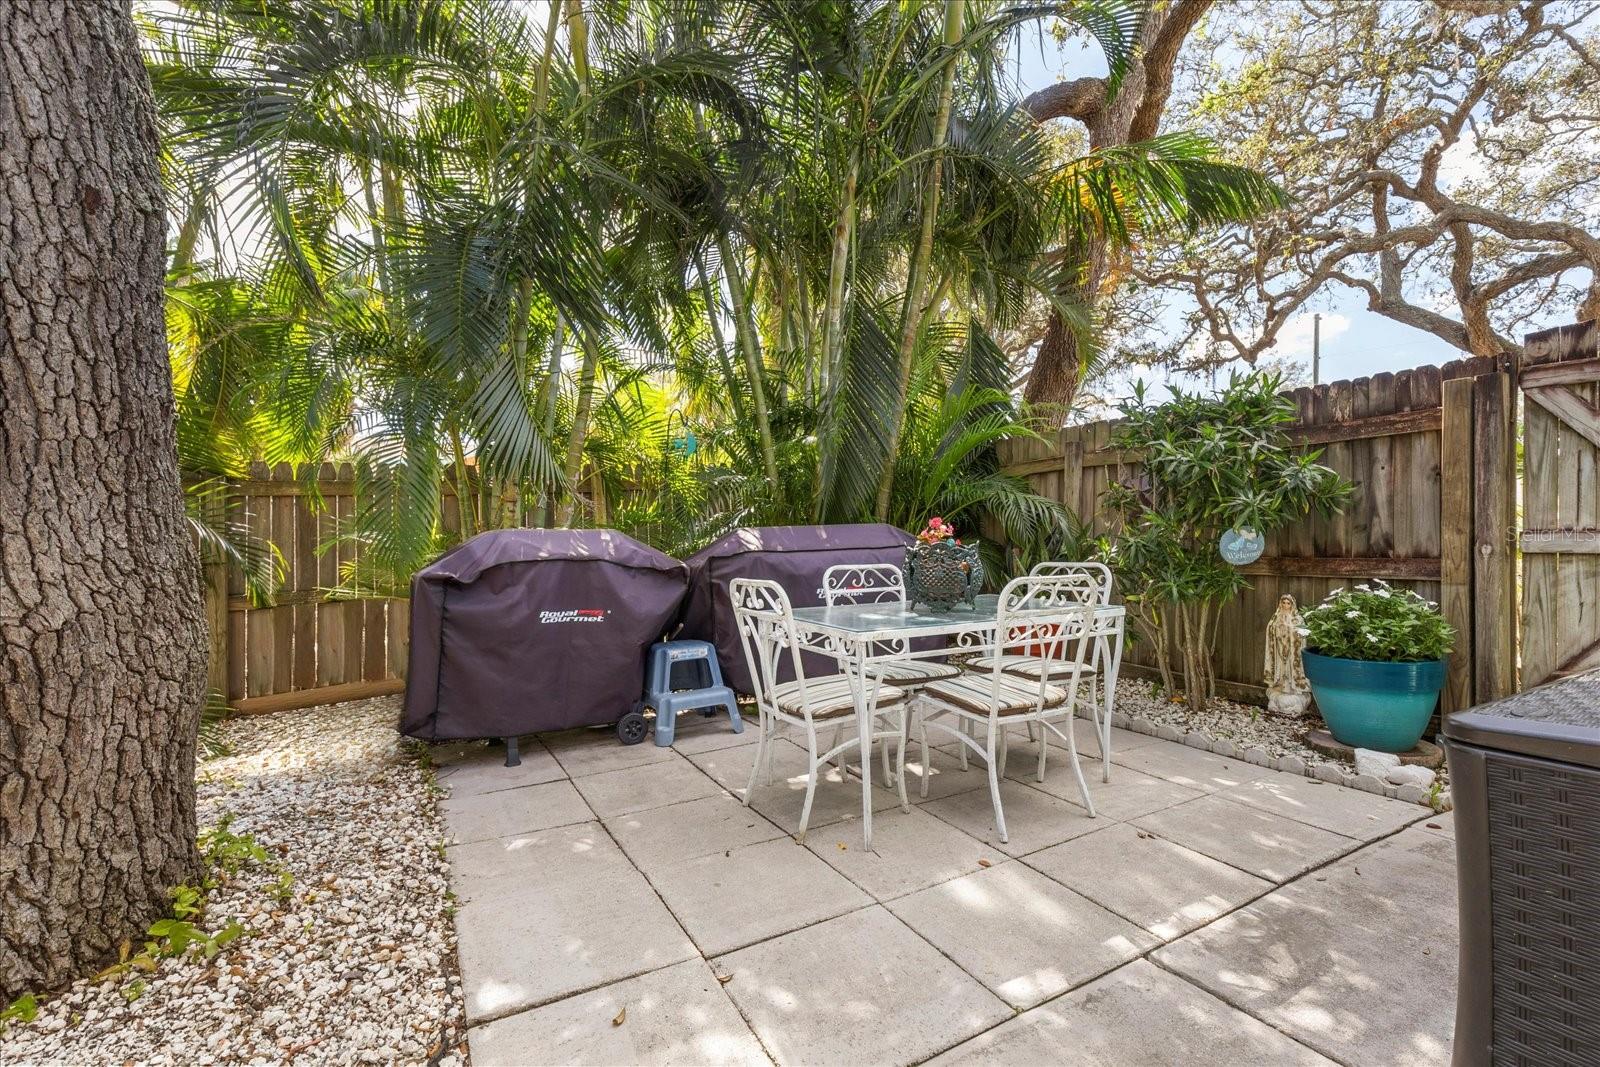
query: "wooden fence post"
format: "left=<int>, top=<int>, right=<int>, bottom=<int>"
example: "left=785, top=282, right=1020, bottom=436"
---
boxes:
left=203, top=558, right=229, bottom=698
left=1059, top=433, right=1083, bottom=520
left=1440, top=376, right=1474, bottom=713
left=244, top=460, right=274, bottom=697
left=1472, top=369, right=1517, bottom=701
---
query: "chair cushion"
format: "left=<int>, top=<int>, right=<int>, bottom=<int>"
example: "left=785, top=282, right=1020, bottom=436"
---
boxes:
left=921, top=670, right=1066, bottom=716
left=871, top=660, right=962, bottom=685
left=966, top=654, right=1096, bottom=682
left=772, top=676, right=906, bottom=720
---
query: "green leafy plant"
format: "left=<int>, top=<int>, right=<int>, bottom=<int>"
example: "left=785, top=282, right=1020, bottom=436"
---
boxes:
left=96, top=883, right=251, bottom=982
left=883, top=386, right=1075, bottom=577
left=145, top=915, right=248, bottom=961
left=1100, top=371, right=1351, bottom=710
left=1301, top=581, right=1454, bottom=662
left=271, top=870, right=296, bottom=906
left=1, top=993, right=39, bottom=1033
left=168, top=883, right=205, bottom=920
left=198, top=815, right=272, bottom=885
left=92, top=816, right=284, bottom=989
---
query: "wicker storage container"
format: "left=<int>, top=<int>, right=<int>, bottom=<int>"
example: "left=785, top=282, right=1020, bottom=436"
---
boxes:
left=1442, top=671, right=1600, bottom=1067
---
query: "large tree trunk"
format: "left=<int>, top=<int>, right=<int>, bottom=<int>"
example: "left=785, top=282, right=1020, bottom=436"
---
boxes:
left=1, top=0, right=208, bottom=998
left=1022, top=0, right=1209, bottom=418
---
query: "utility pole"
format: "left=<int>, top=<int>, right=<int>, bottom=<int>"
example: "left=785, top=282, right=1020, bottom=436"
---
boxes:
left=1312, top=313, right=1321, bottom=386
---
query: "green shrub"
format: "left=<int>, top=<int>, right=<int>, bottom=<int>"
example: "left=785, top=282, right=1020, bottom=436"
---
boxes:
left=1301, top=581, right=1454, bottom=662
left=1099, top=371, right=1350, bottom=709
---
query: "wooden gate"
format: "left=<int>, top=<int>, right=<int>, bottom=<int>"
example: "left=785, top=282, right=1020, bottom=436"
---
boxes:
left=1520, top=320, right=1600, bottom=687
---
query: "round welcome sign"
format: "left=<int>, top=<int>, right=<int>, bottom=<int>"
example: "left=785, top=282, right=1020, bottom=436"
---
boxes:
left=1219, top=526, right=1265, bottom=566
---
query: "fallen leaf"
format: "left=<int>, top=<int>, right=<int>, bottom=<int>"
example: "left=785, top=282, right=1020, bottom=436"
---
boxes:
left=1426, top=822, right=1442, bottom=830
left=612, top=1008, right=626, bottom=1027
left=978, top=859, right=992, bottom=868
left=837, top=843, right=847, bottom=851
left=717, top=974, right=734, bottom=985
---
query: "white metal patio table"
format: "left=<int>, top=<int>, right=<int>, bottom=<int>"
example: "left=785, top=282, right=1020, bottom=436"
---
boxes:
left=788, top=594, right=1126, bottom=849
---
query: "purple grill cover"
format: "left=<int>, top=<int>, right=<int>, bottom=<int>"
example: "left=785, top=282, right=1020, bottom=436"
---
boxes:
left=680, top=524, right=914, bottom=693
left=402, top=528, right=688, bottom=740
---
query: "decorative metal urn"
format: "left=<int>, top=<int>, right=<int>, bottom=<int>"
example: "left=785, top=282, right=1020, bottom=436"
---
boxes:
left=904, top=540, right=983, bottom=612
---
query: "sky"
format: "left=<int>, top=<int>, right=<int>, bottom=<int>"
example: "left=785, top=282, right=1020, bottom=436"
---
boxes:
left=1006, top=24, right=1473, bottom=408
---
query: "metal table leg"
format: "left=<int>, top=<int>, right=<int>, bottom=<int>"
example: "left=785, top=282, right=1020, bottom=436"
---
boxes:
left=854, top=646, right=874, bottom=851
left=1101, top=624, right=1125, bottom=783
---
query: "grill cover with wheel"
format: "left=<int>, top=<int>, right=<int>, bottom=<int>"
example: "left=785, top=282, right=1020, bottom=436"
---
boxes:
left=679, top=524, right=914, bottom=693
left=402, top=528, right=688, bottom=740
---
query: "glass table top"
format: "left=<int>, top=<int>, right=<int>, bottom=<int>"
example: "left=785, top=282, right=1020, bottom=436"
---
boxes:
left=789, top=595, right=1125, bottom=639
left=790, top=595, right=1002, bottom=636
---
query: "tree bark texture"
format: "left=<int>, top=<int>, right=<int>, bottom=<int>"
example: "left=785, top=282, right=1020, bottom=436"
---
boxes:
left=1022, top=0, right=1209, bottom=418
left=1, top=0, right=207, bottom=997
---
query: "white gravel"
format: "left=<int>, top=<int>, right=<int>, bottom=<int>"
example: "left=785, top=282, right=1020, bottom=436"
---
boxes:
left=1113, top=678, right=1450, bottom=797
left=1, top=696, right=466, bottom=1066
left=1114, top=679, right=1349, bottom=770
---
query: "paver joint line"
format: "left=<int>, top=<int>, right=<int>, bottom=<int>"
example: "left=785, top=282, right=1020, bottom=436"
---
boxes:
left=1139, top=953, right=1348, bottom=1067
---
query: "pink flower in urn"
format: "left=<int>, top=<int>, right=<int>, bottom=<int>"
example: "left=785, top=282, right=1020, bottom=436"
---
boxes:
left=917, top=517, right=956, bottom=545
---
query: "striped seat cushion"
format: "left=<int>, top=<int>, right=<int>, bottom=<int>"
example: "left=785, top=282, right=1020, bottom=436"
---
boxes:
left=921, top=670, right=1066, bottom=716
left=870, top=660, right=962, bottom=685
left=772, top=676, right=906, bottom=720
left=965, top=654, right=1096, bottom=682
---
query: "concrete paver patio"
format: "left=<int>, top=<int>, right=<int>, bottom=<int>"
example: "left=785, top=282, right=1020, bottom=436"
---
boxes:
left=438, top=711, right=1457, bottom=1065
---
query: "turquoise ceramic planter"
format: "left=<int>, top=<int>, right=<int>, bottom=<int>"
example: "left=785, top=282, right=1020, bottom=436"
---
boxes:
left=1302, top=651, right=1447, bottom=753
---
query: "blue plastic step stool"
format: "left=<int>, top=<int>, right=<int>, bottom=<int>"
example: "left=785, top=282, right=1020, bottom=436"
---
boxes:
left=643, top=640, right=743, bottom=747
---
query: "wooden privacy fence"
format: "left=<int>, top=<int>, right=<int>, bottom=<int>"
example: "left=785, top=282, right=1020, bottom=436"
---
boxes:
left=1521, top=321, right=1600, bottom=686
left=998, top=354, right=1521, bottom=714
left=210, top=325, right=1595, bottom=716
left=202, top=459, right=605, bottom=714
left=203, top=463, right=408, bottom=714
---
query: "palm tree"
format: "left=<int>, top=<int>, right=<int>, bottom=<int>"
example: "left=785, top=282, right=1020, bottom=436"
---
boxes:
left=138, top=0, right=1283, bottom=595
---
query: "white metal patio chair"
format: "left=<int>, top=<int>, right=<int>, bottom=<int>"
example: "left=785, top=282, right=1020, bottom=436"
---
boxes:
left=730, top=578, right=911, bottom=842
left=965, top=561, right=1116, bottom=781
left=821, top=563, right=961, bottom=783
left=915, top=575, right=1098, bottom=843
left=1030, top=560, right=1112, bottom=601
